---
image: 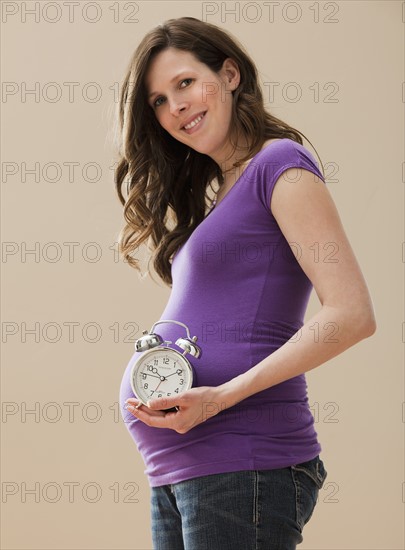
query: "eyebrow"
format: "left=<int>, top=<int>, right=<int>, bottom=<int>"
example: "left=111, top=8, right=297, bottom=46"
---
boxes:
left=148, top=71, right=191, bottom=100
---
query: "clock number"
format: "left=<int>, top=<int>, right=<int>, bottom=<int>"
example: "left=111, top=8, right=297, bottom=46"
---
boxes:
left=143, top=383, right=148, bottom=389
left=179, top=379, right=184, bottom=385
left=163, top=357, right=169, bottom=364
left=158, top=393, right=162, bottom=398
left=176, top=369, right=182, bottom=375
left=142, top=373, right=146, bottom=380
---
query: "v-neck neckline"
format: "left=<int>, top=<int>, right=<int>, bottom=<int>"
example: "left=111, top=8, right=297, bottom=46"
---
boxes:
left=207, top=138, right=285, bottom=215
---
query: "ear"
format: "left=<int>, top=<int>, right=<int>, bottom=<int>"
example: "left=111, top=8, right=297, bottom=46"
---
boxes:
left=220, top=57, right=240, bottom=90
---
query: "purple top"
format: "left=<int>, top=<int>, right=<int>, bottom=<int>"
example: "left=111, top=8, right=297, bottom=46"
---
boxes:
left=119, top=138, right=326, bottom=487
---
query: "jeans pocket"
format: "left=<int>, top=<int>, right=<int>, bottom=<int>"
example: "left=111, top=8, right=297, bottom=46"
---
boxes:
left=291, top=455, right=328, bottom=490
left=290, top=455, right=328, bottom=530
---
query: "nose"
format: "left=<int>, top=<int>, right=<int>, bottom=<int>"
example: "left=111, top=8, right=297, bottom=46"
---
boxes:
left=168, top=97, right=187, bottom=117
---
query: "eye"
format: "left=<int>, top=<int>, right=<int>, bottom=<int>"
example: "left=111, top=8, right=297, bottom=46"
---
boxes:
left=180, top=78, right=193, bottom=88
left=153, top=78, right=193, bottom=108
left=153, top=96, right=164, bottom=108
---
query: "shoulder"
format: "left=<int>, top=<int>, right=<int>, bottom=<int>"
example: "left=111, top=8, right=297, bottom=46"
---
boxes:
left=250, top=137, right=326, bottom=216
left=258, top=138, right=324, bottom=184
left=258, top=138, right=316, bottom=164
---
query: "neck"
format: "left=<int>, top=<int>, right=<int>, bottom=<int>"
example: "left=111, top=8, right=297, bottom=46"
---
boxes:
left=211, top=132, right=251, bottom=178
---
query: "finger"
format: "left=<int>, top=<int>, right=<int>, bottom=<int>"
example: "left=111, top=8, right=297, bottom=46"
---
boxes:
left=132, top=406, right=177, bottom=428
left=124, top=400, right=141, bottom=412
left=125, top=399, right=148, bottom=411
left=147, top=397, right=180, bottom=410
left=139, top=407, right=167, bottom=418
left=126, top=402, right=166, bottom=418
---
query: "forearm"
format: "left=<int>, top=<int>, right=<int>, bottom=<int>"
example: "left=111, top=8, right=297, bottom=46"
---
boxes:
left=216, top=305, right=375, bottom=409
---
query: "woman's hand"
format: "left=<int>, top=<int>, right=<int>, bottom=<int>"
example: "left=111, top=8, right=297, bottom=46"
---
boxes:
left=125, top=386, right=226, bottom=434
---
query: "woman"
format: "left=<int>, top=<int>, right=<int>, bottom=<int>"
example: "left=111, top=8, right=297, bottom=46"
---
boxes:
left=116, top=16, right=376, bottom=550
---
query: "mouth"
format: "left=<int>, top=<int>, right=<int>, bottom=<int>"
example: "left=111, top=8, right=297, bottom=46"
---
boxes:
left=181, top=111, right=207, bottom=133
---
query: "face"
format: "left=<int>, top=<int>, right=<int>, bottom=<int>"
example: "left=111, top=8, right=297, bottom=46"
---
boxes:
left=145, top=47, right=241, bottom=167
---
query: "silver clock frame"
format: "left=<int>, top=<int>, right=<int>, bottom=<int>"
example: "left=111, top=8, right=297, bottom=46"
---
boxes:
left=129, top=320, right=202, bottom=410
left=130, top=345, right=194, bottom=407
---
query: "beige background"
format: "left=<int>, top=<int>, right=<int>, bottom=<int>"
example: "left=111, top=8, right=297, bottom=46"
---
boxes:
left=1, top=1, right=402, bottom=548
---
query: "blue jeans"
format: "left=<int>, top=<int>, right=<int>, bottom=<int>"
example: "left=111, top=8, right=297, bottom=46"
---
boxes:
left=150, top=455, right=327, bottom=550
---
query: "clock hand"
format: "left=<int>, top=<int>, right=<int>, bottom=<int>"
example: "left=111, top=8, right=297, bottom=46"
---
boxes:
left=154, top=379, right=164, bottom=394
left=165, top=370, right=183, bottom=378
left=152, top=375, right=177, bottom=396
left=142, top=373, right=162, bottom=380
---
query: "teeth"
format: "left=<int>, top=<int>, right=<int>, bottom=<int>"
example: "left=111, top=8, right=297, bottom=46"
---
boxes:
left=184, top=112, right=205, bottom=130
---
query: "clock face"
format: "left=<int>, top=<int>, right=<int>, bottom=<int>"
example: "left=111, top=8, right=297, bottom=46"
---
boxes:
left=130, top=347, right=193, bottom=405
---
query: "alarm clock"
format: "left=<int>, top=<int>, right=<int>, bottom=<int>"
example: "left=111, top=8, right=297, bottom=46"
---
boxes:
left=129, top=320, right=202, bottom=413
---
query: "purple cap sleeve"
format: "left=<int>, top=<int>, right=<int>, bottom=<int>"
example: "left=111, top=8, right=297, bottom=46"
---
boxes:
left=256, top=140, right=326, bottom=217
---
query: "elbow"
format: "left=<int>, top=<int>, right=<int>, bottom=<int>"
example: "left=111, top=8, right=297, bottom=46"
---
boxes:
left=356, top=308, right=377, bottom=339
left=362, top=317, right=377, bottom=338
left=325, top=296, right=377, bottom=341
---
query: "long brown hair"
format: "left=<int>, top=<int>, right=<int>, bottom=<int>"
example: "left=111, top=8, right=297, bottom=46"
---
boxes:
left=114, top=16, right=324, bottom=287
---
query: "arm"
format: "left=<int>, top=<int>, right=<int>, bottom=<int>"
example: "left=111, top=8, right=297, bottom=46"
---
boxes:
left=127, top=167, right=377, bottom=432
left=216, top=167, right=377, bottom=410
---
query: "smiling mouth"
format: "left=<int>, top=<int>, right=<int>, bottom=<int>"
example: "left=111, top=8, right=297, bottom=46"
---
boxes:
left=182, top=111, right=207, bottom=130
